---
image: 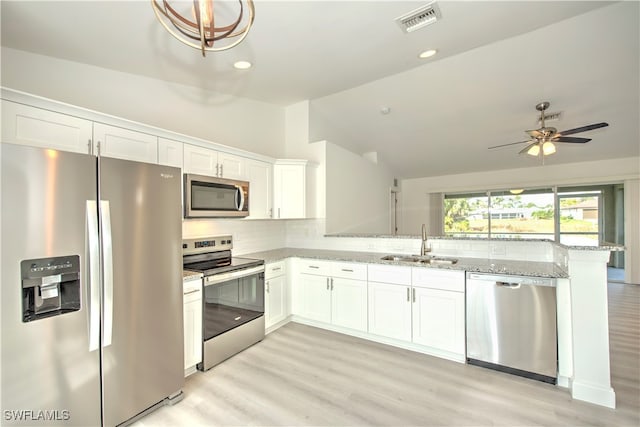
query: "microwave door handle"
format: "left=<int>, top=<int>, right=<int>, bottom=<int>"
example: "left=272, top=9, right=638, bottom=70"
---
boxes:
left=236, top=185, right=245, bottom=211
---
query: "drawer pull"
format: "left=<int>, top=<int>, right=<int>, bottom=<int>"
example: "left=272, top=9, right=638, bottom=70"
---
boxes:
left=341, top=269, right=354, bottom=272
left=271, top=267, right=281, bottom=271
left=309, top=265, right=320, bottom=269
left=183, top=289, right=200, bottom=296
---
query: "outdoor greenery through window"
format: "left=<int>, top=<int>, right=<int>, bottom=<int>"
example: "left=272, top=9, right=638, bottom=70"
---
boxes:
left=443, top=188, right=604, bottom=244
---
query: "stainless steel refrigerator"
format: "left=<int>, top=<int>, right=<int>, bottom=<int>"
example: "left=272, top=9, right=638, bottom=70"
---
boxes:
left=1, top=143, right=184, bottom=426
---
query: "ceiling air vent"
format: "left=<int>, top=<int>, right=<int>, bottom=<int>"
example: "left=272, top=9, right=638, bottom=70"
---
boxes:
left=395, top=2, right=442, bottom=33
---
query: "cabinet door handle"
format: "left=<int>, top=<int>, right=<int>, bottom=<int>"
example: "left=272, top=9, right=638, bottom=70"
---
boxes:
left=266, top=281, right=270, bottom=293
left=406, top=287, right=410, bottom=302
left=88, top=139, right=93, bottom=155
left=330, top=277, right=334, bottom=290
left=278, top=207, right=281, bottom=218
left=215, top=163, right=220, bottom=177
left=412, top=288, right=416, bottom=303
left=220, top=164, right=224, bottom=177
left=326, top=278, right=330, bottom=290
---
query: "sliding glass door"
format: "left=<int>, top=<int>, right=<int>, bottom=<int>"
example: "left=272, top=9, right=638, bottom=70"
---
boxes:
left=556, top=191, right=602, bottom=245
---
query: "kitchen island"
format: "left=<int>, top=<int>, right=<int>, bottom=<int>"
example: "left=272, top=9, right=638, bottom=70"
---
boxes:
left=243, top=237, right=622, bottom=409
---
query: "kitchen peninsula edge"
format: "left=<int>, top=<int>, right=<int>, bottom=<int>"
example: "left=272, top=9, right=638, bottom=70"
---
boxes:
left=243, top=239, right=621, bottom=410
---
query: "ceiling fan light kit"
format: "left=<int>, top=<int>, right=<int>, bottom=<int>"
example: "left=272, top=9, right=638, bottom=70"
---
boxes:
left=151, top=0, right=255, bottom=57
left=489, top=101, right=609, bottom=158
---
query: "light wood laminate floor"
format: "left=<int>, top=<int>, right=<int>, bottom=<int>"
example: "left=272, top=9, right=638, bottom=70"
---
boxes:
left=135, top=282, right=639, bottom=426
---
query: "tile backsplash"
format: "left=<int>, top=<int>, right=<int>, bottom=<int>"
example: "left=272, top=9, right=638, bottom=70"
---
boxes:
left=182, top=218, right=557, bottom=263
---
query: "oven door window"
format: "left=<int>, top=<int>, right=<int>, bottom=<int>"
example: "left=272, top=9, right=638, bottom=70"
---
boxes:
left=203, top=272, right=264, bottom=340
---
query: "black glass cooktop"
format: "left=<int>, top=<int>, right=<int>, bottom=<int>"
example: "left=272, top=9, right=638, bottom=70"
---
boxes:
left=184, top=256, right=263, bottom=276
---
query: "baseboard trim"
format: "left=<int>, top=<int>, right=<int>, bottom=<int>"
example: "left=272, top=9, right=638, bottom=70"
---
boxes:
left=571, top=380, right=616, bottom=408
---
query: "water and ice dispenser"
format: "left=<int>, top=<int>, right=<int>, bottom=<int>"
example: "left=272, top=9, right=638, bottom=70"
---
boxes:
left=21, top=255, right=81, bottom=322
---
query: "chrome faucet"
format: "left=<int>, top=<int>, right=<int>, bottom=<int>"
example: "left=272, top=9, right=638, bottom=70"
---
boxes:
left=421, top=224, right=431, bottom=256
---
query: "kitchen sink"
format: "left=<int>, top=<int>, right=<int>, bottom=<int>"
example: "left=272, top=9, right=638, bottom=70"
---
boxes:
left=380, top=255, right=458, bottom=265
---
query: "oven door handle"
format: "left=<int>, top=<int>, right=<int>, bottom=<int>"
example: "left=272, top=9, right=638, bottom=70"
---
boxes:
left=205, top=265, right=264, bottom=285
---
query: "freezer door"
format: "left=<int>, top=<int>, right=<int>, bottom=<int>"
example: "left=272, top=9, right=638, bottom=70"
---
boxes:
left=1, top=143, right=102, bottom=426
left=99, top=157, right=183, bottom=426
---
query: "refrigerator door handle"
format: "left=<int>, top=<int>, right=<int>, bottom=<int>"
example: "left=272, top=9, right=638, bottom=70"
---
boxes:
left=86, top=201, right=100, bottom=352
left=101, top=200, right=114, bottom=348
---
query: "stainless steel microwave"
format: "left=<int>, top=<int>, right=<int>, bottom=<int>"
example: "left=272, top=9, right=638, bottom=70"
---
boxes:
left=184, top=174, right=249, bottom=218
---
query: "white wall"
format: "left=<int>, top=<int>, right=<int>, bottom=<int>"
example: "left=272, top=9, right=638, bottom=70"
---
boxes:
left=399, top=157, right=640, bottom=283
left=1, top=47, right=285, bottom=158
left=325, top=143, right=395, bottom=234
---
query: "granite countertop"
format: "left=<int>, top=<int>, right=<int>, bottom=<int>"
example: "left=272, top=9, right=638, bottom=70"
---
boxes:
left=183, top=270, right=203, bottom=281
left=242, top=248, right=568, bottom=278
left=323, top=234, right=625, bottom=251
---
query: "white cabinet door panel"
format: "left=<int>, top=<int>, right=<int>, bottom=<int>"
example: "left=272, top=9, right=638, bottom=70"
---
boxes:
left=183, top=144, right=218, bottom=176
left=412, top=287, right=465, bottom=355
left=298, top=274, right=331, bottom=323
left=266, top=275, right=286, bottom=328
left=2, top=100, right=92, bottom=154
left=331, top=278, right=367, bottom=332
left=158, top=138, right=184, bottom=168
left=273, top=163, right=305, bottom=219
left=368, top=282, right=411, bottom=341
left=93, top=123, right=158, bottom=163
left=246, top=159, right=273, bottom=219
left=183, top=287, right=202, bottom=372
left=218, top=152, right=245, bottom=180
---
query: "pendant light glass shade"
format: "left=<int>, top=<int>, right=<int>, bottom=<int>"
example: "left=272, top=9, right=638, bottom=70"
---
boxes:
left=542, top=141, right=557, bottom=155
left=526, top=144, right=541, bottom=156
left=151, top=0, right=255, bottom=56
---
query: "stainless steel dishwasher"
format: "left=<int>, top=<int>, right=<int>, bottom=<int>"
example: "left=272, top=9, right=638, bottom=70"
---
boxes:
left=466, top=272, right=557, bottom=384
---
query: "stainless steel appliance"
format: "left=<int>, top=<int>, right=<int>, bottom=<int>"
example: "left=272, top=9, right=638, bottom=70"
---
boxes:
left=184, top=173, right=249, bottom=218
left=182, top=236, right=264, bottom=371
left=466, top=272, right=557, bottom=384
left=1, top=143, right=184, bottom=426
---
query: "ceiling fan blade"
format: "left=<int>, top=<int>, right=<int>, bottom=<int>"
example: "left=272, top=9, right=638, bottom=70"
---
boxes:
left=556, top=122, right=609, bottom=136
left=488, top=140, right=531, bottom=150
left=525, top=129, right=543, bottom=138
left=517, top=142, right=538, bottom=155
left=552, top=136, right=592, bottom=144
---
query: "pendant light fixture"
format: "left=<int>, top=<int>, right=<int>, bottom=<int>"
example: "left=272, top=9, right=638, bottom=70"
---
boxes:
left=151, top=0, right=255, bottom=56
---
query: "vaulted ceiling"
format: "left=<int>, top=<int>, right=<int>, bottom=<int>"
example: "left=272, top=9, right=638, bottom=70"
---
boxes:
left=1, top=1, right=638, bottom=178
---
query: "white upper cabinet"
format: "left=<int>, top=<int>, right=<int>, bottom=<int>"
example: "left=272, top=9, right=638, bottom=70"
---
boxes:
left=158, top=138, right=184, bottom=169
left=93, top=123, right=158, bottom=163
left=183, top=143, right=246, bottom=179
left=246, top=159, right=273, bottom=219
left=218, top=152, right=245, bottom=180
left=273, top=159, right=316, bottom=219
left=2, top=100, right=93, bottom=154
left=183, top=144, right=218, bottom=176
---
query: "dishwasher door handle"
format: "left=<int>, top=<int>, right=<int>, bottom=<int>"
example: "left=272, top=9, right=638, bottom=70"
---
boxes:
left=496, top=281, right=521, bottom=289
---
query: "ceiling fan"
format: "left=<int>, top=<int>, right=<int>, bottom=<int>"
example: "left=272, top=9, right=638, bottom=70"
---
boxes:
left=489, top=102, right=609, bottom=156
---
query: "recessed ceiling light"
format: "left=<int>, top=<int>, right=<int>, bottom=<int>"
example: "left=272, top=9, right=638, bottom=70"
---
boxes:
left=233, top=60, right=252, bottom=70
left=418, top=49, right=438, bottom=59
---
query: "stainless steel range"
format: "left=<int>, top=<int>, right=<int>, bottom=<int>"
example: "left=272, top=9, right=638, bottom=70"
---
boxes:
left=182, top=236, right=265, bottom=371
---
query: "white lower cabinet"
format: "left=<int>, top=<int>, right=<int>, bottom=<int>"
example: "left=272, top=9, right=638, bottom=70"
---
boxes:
left=265, top=261, right=287, bottom=329
left=294, top=260, right=367, bottom=332
left=367, top=265, right=466, bottom=360
left=411, top=269, right=466, bottom=357
left=368, top=264, right=412, bottom=341
left=183, top=277, right=202, bottom=376
left=412, top=287, right=465, bottom=354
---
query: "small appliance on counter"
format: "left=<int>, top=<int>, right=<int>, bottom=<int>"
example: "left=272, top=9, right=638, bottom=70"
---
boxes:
left=182, top=236, right=265, bottom=371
